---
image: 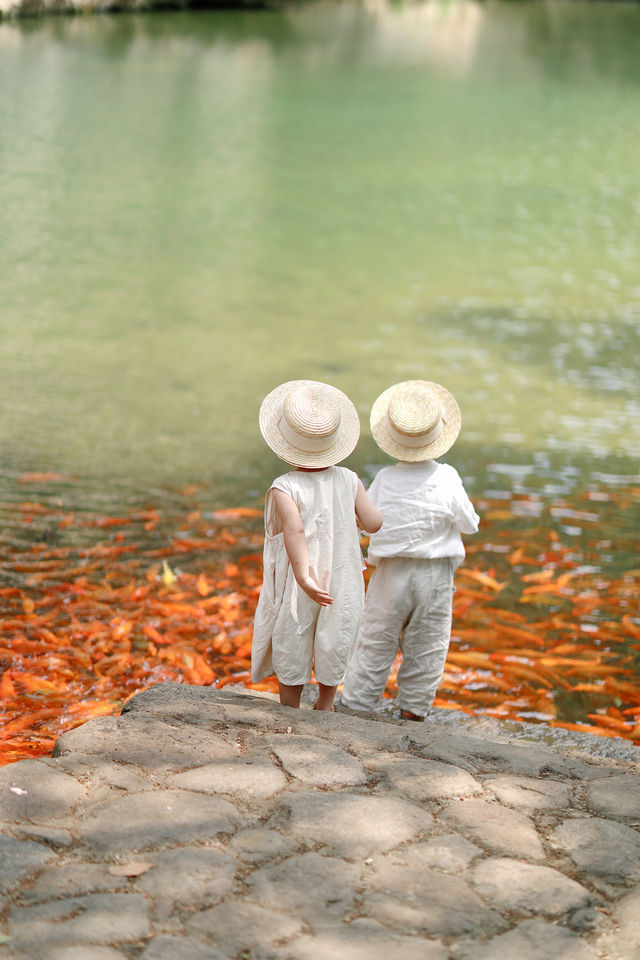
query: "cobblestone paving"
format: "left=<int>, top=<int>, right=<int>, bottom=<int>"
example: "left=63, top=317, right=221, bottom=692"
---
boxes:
left=1, top=684, right=639, bottom=959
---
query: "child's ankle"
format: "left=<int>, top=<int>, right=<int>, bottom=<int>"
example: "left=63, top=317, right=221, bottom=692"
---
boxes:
left=314, top=697, right=336, bottom=711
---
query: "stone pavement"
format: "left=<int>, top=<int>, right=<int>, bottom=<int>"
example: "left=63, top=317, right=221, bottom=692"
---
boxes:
left=1, top=683, right=640, bottom=960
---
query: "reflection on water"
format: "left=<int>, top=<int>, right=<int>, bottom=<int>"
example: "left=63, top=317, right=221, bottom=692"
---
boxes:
left=286, top=0, right=484, bottom=74
left=1, top=0, right=639, bottom=505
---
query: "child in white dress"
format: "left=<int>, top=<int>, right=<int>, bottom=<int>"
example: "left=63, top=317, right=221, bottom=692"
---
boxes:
left=341, top=380, right=479, bottom=721
left=251, top=380, right=382, bottom=711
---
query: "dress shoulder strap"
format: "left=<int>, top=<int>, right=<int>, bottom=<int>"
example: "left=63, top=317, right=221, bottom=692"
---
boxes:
left=270, top=472, right=296, bottom=497
left=333, top=465, right=358, bottom=502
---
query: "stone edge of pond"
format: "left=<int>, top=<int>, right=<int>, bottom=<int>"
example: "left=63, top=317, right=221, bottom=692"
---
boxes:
left=122, top=679, right=640, bottom=766
left=270, top=683, right=640, bottom=766
left=422, top=705, right=640, bottom=765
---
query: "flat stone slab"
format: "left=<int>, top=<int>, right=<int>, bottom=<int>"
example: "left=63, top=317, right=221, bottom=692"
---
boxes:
left=586, top=774, right=640, bottom=820
left=140, top=936, right=227, bottom=960
left=53, top=715, right=239, bottom=772
left=8, top=893, right=152, bottom=947
left=371, top=755, right=482, bottom=801
left=47, top=948, right=130, bottom=960
left=246, top=851, right=361, bottom=924
left=455, top=918, right=599, bottom=960
left=593, top=887, right=640, bottom=960
left=314, top=717, right=414, bottom=758
left=1, top=684, right=638, bottom=960
left=7, top=823, right=74, bottom=850
left=227, top=826, right=298, bottom=865
left=470, top=857, right=592, bottom=917
left=549, top=817, right=640, bottom=882
left=424, top=705, right=640, bottom=764
left=269, top=733, right=368, bottom=787
left=412, top=732, right=590, bottom=779
left=48, top=755, right=151, bottom=794
left=276, top=791, right=434, bottom=859
left=286, top=919, right=448, bottom=960
left=121, top=683, right=258, bottom=727
left=483, top=774, right=572, bottom=811
left=0, top=759, right=87, bottom=822
left=168, top=758, right=287, bottom=800
left=185, top=902, right=303, bottom=952
left=361, top=861, right=506, bottom=938
left=394, top=834, right=484, bottom=874
left=18, top=861, right=130, bottom=904
left=0, top=834, right=56, bottom=895
left=441, top=797, right=545, bottom=860
left=134, top=846, right=237, bottom=907
left=74, top=789, right=240, bottom=853
left=407, top=724, right=603, bottom=780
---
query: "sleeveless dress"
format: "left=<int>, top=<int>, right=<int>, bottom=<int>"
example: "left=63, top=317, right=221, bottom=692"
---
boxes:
left=251, top=466, right=364, bottom=687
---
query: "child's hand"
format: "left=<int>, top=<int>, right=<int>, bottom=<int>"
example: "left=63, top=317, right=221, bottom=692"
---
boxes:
left=298, top=575, right=334, bottom=606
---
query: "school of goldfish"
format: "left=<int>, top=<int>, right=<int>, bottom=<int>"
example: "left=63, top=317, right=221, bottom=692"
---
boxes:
left=0, top=475, right=638, bottom=766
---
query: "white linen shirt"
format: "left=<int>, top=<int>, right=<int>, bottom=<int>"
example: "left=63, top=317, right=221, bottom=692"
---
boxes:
left=365, top=460, right=479, bottom=566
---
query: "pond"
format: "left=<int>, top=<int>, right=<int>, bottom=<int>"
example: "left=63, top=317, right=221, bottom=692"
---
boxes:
left=0, top=0, right=639, bottom=759
left=1, top=0, right=639, bottom=502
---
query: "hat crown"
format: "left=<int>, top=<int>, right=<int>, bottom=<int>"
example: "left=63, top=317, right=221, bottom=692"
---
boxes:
left=283, top=384, right=341, bottom=440
left=387, top=388, right=441, bottom=439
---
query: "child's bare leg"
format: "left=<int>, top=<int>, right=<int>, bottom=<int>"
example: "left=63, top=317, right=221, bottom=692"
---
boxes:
left=314, top=683, right=337, bottom=711
left=278, top=682, right=303, bottom=708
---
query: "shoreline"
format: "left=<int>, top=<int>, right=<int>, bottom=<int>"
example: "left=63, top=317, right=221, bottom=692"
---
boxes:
left=254, top=683, right=640, bottom=764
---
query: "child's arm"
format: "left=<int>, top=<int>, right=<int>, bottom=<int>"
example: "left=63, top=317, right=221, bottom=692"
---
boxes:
left=451, top=482, right=480, bottom=535
left=271, top=489, right=334, bottom=606
left=355, top=479, right=383, bottom=534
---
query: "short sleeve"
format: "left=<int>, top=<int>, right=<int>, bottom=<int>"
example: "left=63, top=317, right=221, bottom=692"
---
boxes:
left=448, top=471, right=480, bottom=535
left=265, top=474, right=294, bottom=538
left=334, top=466, right=358, bottom=506
left=271, top=474, right=293, bottom=498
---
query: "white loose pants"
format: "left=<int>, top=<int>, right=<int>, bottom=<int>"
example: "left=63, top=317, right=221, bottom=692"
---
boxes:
left=341, top=556, right=454, bottom=718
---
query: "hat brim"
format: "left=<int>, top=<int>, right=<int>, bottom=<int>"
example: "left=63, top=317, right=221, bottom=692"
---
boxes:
left=259, top=380, right=360, bottom=468
left=370, top=380, right=461, bottom=461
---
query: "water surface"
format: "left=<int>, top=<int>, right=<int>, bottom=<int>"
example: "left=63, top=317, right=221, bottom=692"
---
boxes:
left=1, top=0, right=639, bottom=506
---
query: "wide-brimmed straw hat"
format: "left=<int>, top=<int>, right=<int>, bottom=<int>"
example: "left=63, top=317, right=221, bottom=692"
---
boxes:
left=370, top=380, right=461, bottom=462
left=259, top=380, right=360, bottom=468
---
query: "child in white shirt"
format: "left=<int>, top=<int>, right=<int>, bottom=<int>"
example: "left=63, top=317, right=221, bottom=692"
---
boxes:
left=341, top=380, right=479, bottom=720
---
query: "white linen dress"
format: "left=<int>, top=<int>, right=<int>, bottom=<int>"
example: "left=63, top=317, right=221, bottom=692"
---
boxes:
left=251, top=466, right=364, bottom=687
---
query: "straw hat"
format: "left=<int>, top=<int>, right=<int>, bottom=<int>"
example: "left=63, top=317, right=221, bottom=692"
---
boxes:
left=259, top=380, right=360, bottom=468
left=370, top=380, right=461, bottom=461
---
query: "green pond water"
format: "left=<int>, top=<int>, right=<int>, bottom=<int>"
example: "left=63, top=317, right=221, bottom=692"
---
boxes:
left=1, top=0, right=639, bottom=509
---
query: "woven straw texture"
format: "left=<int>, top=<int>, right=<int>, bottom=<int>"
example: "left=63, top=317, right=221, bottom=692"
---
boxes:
left=370, top=380, right=461, bottom=461
left=259, top=380, right=360, bottom=467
